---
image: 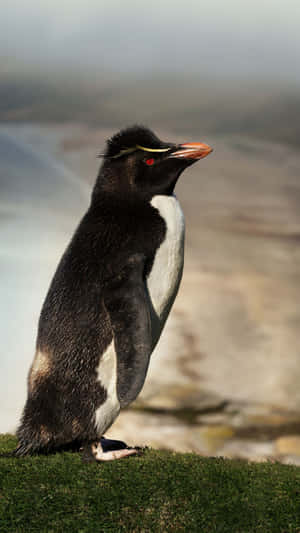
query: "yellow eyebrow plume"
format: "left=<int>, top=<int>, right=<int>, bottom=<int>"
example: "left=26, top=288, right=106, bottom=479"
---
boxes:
left=107, top=145, right=171, bottom=159
left=136, top=145, right=171, bottom=153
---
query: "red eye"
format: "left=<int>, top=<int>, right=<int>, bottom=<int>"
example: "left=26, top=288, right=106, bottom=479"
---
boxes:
left=145, top=158, right=154, bottom=166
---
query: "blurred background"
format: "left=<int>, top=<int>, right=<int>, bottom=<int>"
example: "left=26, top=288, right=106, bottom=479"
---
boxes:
left=1, top=0, right=300, bottom=463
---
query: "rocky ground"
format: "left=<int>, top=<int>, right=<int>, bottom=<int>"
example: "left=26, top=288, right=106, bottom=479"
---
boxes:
left=53, top=124, right=300, bottom=464
left=2, top=123, right=300, bottom=464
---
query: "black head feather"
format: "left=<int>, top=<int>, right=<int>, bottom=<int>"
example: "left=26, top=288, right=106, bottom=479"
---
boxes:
left=104, top=125, right=170, bottom=158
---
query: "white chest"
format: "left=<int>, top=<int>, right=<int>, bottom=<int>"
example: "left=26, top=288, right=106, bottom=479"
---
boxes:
left=147, top=194, right=185, bottom=344
left=94, top=340, right=120, bottom=435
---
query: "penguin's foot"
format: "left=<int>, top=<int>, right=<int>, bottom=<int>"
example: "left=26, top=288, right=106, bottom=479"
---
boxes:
left=93, top=441, right=138, bottom=461
left=81, top=437, right=142, bottom=463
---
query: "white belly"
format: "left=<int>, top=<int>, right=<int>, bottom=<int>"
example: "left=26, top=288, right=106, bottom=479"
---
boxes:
left=94, top=340, right=120, bottom=435
left=147, top=194, right=185, bottom=346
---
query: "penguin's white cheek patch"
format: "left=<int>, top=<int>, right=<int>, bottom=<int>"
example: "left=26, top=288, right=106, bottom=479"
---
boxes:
left=29, top=350, right=51, bottom=391
left=94, top=340, right=120, bottom=436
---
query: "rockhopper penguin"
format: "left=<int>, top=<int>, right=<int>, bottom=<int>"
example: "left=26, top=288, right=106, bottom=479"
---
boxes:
left=15, top=125, right=213, bottom=461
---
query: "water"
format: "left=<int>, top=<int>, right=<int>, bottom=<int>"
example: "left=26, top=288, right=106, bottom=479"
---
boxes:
left=0, top=128, right=89, bottom=431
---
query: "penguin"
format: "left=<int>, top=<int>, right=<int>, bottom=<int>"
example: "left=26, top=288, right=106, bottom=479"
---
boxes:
left=15, top=125, right=213, bottom=461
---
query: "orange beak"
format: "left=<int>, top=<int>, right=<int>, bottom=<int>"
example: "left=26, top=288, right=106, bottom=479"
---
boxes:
left=169, top=142, right=213, bottom=160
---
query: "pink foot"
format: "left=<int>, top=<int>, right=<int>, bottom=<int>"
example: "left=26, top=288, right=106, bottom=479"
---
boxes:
left=92, top=442, right=139, bottom=461
left=81, top=438, right=143, bottom=463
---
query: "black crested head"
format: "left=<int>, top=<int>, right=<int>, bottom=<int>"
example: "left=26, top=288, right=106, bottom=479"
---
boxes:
left=93, top=124, right=213, bottom=201
left=104, top=125, right=170, bottom=159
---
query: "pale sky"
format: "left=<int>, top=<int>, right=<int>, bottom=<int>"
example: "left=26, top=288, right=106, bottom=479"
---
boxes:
left=1, top=0, right=300, bottom=83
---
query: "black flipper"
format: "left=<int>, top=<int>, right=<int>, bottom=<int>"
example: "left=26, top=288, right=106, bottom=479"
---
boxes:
left=103, top=253, right=152, bottom=408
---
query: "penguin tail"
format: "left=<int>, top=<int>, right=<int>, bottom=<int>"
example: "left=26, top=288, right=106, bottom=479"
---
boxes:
left=12, top=443, right=33, bottom=457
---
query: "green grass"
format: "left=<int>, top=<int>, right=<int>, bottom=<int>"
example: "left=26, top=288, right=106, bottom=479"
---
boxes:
left=1, top=434, right=300, bottom=533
